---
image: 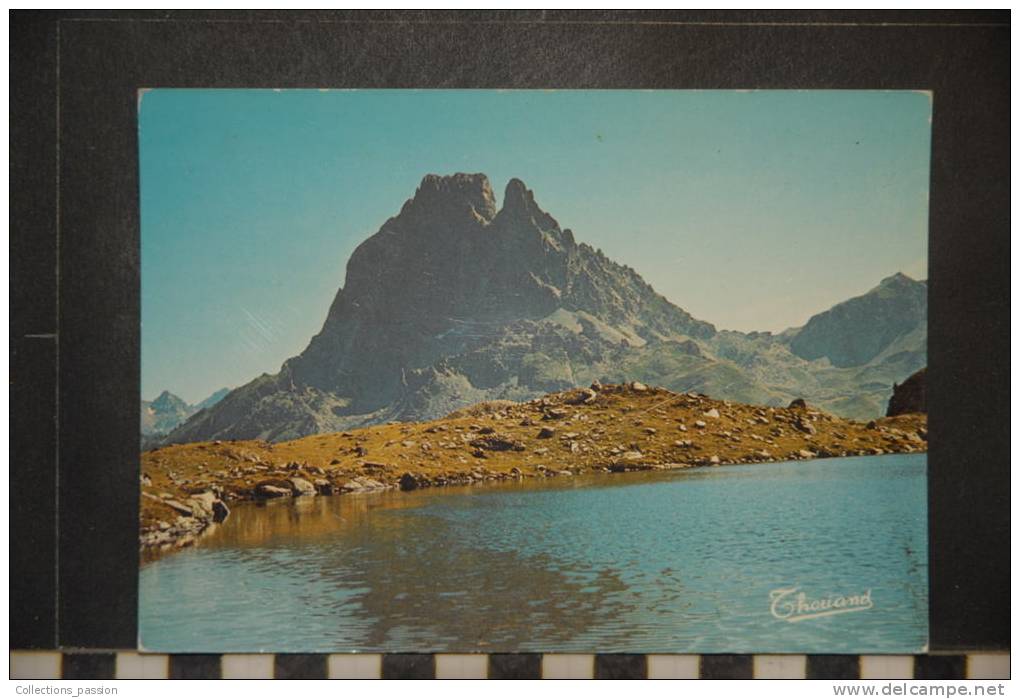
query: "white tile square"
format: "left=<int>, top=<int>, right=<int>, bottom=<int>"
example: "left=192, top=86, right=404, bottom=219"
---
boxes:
left=221, top=654, right=274, bottom=679
left=646, top=654, right=700, bottom=679
left=10, top=652, right=62, bottom=680
left=542, top=654, right=594, bottom=679
left=328, top=653, right=382, bottom=679
left=859, top=655, right=914, bottom=679
left=754, top=654, right=806, bottom=679
left=115, top=652, right=169, bottom=679
left=435, top=654, right=488, bottom=679
left=968, top=654, right=1010, bottom=679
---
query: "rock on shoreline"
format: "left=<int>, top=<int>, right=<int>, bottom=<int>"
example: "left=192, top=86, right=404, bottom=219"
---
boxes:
left=887, top=367, right=927, bottom=417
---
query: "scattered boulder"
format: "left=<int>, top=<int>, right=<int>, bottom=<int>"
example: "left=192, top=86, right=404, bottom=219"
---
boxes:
left=788, top=398, right=807, bottom=409
left=164, top=500, right=193, bottom=517
left=339, top=476, right=386, bottom=492
left=703, top=408, right=720, bottom=419
left=255, top=484, right=291, bottom=498
left=793, top=417, right=817, bottom=435
left=630, top=381, right=648, bottom=392
left=211, top=499, right=230, bottom=522
left=537, top=427, right=556, bottom=439
left=469, top=434, right=526, bottom=452
left=287, top=477, right=317, bottom=496
left=399, top=472, right=421, bottom=491
left=186, top=492, right=218, bottom=519
left=566, top=388, right=598, bottom=405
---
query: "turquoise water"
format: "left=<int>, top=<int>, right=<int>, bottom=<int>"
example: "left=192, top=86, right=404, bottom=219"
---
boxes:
left=139, top=454, right=928, bottom=653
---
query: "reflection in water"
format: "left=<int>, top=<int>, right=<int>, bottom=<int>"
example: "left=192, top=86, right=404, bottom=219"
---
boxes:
left=140, top=455, right=928, bottom=653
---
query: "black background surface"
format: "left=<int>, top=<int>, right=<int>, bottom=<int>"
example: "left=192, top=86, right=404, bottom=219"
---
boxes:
left=10, top=10, right=1009, bottom=652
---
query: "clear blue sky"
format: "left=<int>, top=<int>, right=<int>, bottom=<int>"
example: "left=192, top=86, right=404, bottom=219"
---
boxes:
left=140, top=89, right=931, bottom=403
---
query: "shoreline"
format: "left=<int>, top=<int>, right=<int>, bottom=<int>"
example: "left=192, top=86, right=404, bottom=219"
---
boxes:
left=140, top=383, right=927, bottom=555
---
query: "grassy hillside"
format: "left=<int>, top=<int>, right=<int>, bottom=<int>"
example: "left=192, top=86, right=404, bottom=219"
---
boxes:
left=141, top=382, right=927, bottom=556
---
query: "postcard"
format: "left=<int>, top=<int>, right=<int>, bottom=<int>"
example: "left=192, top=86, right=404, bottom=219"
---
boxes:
left=137, top=89, right=930, bottom=653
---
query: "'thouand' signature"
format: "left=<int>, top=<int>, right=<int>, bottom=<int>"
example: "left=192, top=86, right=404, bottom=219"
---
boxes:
left=770, top=587, right=874, bottom=622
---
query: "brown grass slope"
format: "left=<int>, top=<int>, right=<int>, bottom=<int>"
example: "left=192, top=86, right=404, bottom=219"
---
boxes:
left=140, top=382, right=926, bottom=554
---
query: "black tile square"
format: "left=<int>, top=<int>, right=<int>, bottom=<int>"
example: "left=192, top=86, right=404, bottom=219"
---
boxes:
left=489, top=653, right=542, bottom=679
left=914, top=655, right=966, bottom=680
left=595, top=654, right=647, bottom=680
left=274, top=654, right=328, bottom=679
left=806, top=655, right=860, bottom=680
left=382, top=654, right=435, bottom=680
left=700, top=654, right=753, bottom=679
left=168, top=654, right=221, bottom=679
left=61, top=653, right=116, bottom=680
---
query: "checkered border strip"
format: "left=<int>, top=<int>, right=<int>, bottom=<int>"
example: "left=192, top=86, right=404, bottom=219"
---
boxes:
left=9, top=652, right=1009, bottom=679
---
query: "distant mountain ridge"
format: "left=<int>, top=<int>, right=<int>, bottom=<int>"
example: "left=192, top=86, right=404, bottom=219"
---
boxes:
left=789, top=272, right=927, bottom=368
left=141, top=387, right=231, bottom=439
left=162, top=173, right=926, bottom=445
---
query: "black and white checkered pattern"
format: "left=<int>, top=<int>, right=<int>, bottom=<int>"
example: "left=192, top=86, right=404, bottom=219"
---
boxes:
left=9, top=651, right=1009, bottom=679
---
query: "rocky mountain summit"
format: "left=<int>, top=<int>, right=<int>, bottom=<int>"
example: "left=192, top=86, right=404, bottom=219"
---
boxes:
left=141, top=388, right=231, bottom=445
left=789, top=272, right=927, bottom=368
left=141, top=391, right=192, bottom=436
left=164, top=173, right=926, bottom=445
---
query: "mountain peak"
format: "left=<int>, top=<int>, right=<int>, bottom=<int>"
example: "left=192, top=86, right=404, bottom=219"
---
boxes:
left=152, top=390, right=187, bottom=409
left=790, top=272, right=927, bottom=368
left=498, top=176, right=561, bottom=233
left=503, top=177, right=530, bottom=206
left=405, top=172, right=496, bottom=222
left=879, top=271, right=917, bottom=287
left=166, top=173, right=718, bottom=443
